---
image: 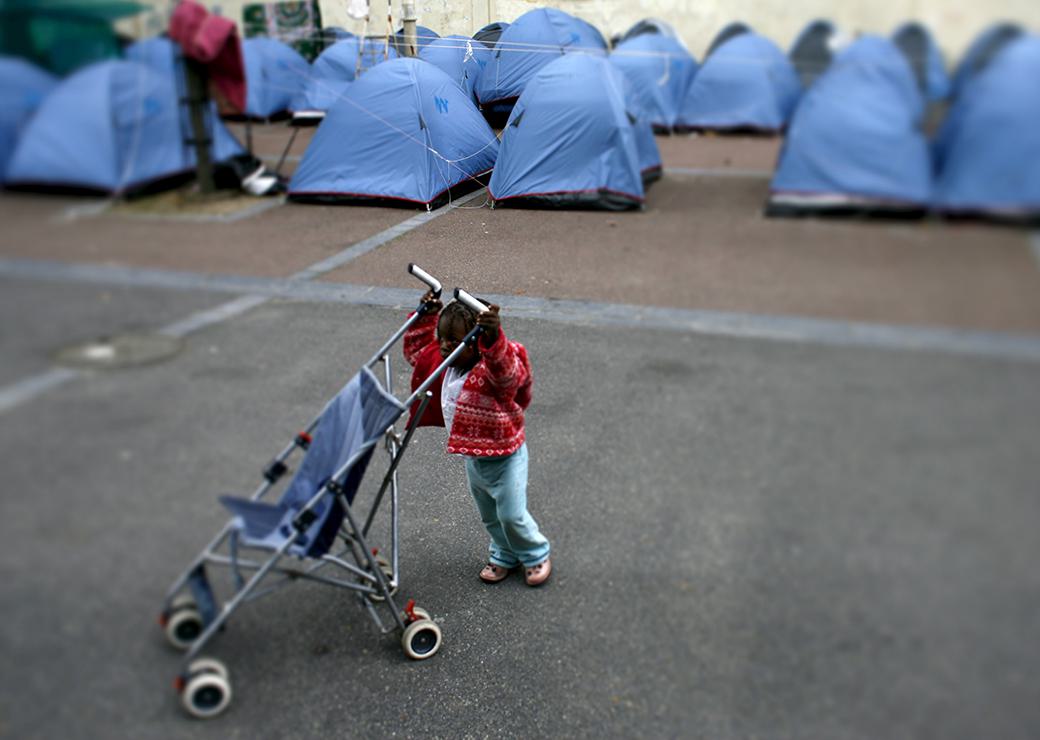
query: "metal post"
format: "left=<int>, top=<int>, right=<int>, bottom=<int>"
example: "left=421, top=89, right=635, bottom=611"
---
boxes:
left=402, top=0, right=417, bottom=57
left=182, top=58, right=216, bottom=195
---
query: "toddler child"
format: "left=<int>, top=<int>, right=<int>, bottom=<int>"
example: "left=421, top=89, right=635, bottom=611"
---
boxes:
left=403, top=291, right=551, bottom=586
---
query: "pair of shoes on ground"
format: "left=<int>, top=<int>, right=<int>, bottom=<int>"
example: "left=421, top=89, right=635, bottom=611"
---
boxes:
left=479, top=558, right=552, bottom=587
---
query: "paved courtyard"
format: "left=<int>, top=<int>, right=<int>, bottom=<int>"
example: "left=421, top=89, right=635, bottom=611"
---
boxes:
left=1, top=128, right=1038, bottom=738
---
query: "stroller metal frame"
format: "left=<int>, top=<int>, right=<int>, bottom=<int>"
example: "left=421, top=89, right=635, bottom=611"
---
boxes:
left=160, top=265, right=491, bottom=719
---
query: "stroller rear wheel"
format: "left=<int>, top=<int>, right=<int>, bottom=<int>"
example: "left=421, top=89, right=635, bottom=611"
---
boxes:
left=401, top=617, right=442, bottom=660
left=162, top=595, right=204, bottom=651
left=180, top=658, right=232, bottom=719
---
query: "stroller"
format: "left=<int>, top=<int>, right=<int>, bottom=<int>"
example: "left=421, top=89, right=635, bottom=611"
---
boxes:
left=159, top=265, right=491, bottom=718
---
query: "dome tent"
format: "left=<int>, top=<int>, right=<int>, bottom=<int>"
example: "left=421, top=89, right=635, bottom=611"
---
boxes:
left=292, top=37, right=397, bottom=120
left=393, top=26, right=439, bottom=55
left=474, top=22, right=509, bottom=48
left=288, top=58, right=498, bottom=209
left=767, top=36, right=932, bottom=217
left=613, top=18, right=681, bottom=47
left=609, top=33, right=698, bottom=132
left=488, top=54, right=648, bottom=210
left=677, top=31, right=800, bottom=133
left=892, top=22, right=950, bottom=101
left=0, top=56, right=57, bottom=181
left=705, top=21, right=751, bottom=57
left=789, top=19, right=838, bottom=88
left=5, top=60, right=243, bottom=195
left=949, top=22, right=1024, bottom=98
left=240, top=37, right=310, bottom=119
left=474, top=8, right=607, bottom=120
left=933, top=35, right=1040, bottom=222
left=125, top=36, right=179, bottom=76
left=419, top=35, right=491, bottom=99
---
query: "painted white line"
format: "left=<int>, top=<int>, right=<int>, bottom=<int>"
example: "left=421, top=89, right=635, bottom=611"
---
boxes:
left=56, top=199, right=112, bottom=222
left=0, top=189, right=487, bottom=415
left=289, top=188, right=488, bottom=281
left=158, top=295, right=270, bottom=338
left=112, top=196, right=286, bottom=224
left=4, top=259, right=1040, bottom=363
left=0, top=368, right=80, bottom=415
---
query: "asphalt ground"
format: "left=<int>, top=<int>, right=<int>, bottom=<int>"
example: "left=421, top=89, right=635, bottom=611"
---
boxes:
left=1, top=129, right=1039, bottom=738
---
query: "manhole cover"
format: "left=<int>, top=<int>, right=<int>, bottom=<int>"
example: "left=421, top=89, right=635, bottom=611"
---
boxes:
left=54, top=333, right=184, bottom=369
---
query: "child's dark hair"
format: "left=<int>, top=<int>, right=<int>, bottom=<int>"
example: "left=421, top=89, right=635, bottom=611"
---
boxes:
left=438, top=300, right=477, bottom=333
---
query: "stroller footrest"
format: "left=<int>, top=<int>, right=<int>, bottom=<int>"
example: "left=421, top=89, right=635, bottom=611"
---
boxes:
left=219, top=496, right=290, bottom=540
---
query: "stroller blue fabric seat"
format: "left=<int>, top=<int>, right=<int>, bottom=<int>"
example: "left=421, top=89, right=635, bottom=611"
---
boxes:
left=221, top=368, right=404, bottom=558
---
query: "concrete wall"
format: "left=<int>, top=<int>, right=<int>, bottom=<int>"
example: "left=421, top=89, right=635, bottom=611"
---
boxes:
left=123, top=0, right=1039, bottom=60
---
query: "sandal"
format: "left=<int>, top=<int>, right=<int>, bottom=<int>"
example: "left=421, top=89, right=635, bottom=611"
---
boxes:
left=524, top=558, right=552, bottom=587
left=479, top=563, right=514, bottom=583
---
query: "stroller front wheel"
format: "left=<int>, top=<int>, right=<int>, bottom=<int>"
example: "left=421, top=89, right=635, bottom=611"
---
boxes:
left=401, top=618, right=442, bottom=660
left=181, top=664, right=232, bottom=719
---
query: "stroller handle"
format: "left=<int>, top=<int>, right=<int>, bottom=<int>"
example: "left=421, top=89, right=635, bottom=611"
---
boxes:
left=454, top=288, right=490, bottom=314
left=408, top=263, right=442, bottom=297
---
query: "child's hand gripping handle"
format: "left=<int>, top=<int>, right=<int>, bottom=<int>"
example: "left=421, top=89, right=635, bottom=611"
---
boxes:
left=454, top=288, right=496, bottom=344
left=408, top=263, right=442, bottom=298
left=454, top=288, right=489, bottom=314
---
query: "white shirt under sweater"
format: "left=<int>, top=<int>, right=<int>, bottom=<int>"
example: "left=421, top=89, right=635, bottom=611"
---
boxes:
left=441, top=365, right=470, bottom=440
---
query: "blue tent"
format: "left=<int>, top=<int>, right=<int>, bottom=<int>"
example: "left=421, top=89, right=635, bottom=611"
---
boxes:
left=288, top=58, right=498, bottom=208
left=892, top=22, right=950, bottom=101
left=768, top=36, right=931, bottom=215
left=125, top=36, right=179, bottom=76
left=678, top=32, right=800, bottom=132
left=934, top=35, right=1040, bottom=220
left=488, top=54, right=647, bottom=210
left=613, top=18, right=681, bottom=46
left=609, top=33, right=698, bottom=132
left=419, top=34, right=491, bottom=98
left=394, top=26, right=439, bottom=55
left=241, top=37, right=310, bottom=119
left=789, top=19, right=838, bottom=88
left=6, top=60, right=242, bottom=194
left=949, top=22, right=1024, bottom=98
left=474, top=21, right=509, bottom=48
left=0, top=56, right=57, bottom=181
left=705, top=21, right=752, bottom=56
left=293, top=37, right=397, bottom=116
left=474, top=8, right=607, bottom=113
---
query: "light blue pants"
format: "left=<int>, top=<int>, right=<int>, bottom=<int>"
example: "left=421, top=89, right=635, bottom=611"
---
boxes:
left=464, top=443, right=550, bottom=569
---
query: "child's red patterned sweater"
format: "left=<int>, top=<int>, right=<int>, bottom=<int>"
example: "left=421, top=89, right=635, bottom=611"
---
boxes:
left=403, top=312, right=532, bottom=457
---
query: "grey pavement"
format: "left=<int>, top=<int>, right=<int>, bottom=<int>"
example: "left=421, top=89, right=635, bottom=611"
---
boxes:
left=1, top=287, right=1038, bottom=738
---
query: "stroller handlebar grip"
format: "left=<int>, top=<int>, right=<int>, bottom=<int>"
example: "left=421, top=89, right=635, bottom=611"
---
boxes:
left=454, top=288, right=490, bottom=314
left=408, top=263, right=442, bottom=297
